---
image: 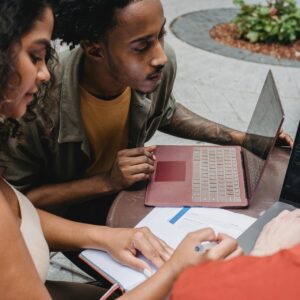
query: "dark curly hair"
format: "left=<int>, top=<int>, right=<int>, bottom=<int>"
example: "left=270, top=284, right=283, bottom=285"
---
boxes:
left=55, top=0, right=139, bottom=48
left=0, top=0, right=58, bottom=144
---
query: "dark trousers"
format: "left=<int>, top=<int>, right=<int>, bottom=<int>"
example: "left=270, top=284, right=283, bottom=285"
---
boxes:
left=46, top=280, right=121, bottom=299
left=46, top=281, right=105, bottom=300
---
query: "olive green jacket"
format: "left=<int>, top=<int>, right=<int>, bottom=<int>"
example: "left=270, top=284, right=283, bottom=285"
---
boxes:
left=0, top=43, right=177, bottom=191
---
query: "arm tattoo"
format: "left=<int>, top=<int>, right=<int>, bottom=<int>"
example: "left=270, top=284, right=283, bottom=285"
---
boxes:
left=160, top=103, right=243, bottom=145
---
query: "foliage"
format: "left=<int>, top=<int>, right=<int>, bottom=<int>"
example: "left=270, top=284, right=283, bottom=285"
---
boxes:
left=233, top=0, right=300, bottom=44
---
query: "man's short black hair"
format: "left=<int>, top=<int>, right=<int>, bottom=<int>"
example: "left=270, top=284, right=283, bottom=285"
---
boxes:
left=55, top=0, right=140, bottom=48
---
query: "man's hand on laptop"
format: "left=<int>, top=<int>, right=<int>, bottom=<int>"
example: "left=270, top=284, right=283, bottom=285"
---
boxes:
left=109, top=145, right=156, bottom=190
left=276, top=129, right=293, bottom=148
left=251, top=209, right=300, bottom=257
left=237, top=128, right=292, bottom=160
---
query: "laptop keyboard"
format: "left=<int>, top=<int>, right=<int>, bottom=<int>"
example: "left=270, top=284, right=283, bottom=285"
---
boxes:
left=192, top=147, right=242, bottom=202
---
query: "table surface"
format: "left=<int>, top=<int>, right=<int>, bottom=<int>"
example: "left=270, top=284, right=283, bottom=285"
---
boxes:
left=106, top=147, right=290, bottom=228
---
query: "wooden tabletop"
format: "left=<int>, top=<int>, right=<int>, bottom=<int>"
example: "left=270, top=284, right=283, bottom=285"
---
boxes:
left=106, top=147, right=290, bottom=228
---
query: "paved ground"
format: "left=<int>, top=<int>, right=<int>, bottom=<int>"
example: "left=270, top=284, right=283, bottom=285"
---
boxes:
left=170, top=8, right=300, bottom=67
left=48, top=0, right=300, bottom=283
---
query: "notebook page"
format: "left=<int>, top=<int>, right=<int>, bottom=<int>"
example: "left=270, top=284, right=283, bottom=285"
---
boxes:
left=80, top=249, right=148, bottom=291
left=80, top=207, right=256, bottom=291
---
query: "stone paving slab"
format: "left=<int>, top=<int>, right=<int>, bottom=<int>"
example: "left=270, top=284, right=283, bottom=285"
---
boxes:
left=48, top=252, right=93, bottom=283
left=149, top=0, right=300, bottom=146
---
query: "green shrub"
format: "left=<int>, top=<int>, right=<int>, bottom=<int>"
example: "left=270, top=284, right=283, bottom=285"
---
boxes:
left=233, top=0, right=300, bottom=44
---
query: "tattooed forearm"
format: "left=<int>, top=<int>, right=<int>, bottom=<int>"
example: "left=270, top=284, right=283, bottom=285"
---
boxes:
left=160, top=103, right=244, bottom=145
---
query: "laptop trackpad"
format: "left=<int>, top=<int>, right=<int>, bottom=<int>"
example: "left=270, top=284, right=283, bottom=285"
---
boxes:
left=155, top=161, right=186, bottom=181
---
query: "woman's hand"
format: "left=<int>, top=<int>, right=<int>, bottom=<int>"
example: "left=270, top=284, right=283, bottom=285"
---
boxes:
left=103, top=227, right=173, bottom=273
left=90, top=226, right=240, bottom=279
left=166, top=228, right=241, bottom=276
left=117, top=228, right=241, bottom=300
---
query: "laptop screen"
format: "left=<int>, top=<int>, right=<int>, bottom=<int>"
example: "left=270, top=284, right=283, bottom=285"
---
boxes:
left=279, top=122, right=300, bottom=206
left=242, top=71, right=284, bottom=195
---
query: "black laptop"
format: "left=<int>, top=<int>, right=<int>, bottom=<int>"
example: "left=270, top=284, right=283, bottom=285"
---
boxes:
left=238, top=122, right=300, bottom=253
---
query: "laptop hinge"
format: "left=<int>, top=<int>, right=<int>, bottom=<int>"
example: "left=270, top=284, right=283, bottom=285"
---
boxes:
left=240, top=149, right=251, bottom=199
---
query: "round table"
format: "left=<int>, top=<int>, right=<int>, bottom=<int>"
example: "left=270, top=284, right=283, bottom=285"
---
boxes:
left=106, top=148, right=290, bottom=228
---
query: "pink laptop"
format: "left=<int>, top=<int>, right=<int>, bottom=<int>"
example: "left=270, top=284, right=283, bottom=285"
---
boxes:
left=145, top=71, right=284, bottom=208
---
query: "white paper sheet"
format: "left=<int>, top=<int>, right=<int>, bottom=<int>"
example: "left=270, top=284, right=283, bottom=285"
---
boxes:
left=80, top=207, right=256, bottom=291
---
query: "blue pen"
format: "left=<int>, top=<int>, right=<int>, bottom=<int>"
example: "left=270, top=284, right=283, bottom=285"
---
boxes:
left=195, top=242, right=218, bottom=252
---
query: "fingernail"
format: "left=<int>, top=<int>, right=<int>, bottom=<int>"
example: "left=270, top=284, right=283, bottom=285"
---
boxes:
left=152, top=154, right=156, bottom=160
left=143, top=268, right=153, bottom=278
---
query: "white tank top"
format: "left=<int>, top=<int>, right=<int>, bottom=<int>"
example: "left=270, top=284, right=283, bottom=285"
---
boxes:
left=13, top=185, right=50, bottom=282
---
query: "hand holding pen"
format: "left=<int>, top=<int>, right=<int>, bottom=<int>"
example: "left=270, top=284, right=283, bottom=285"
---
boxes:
left=195, top=241, right=218, bottom=252
left=165, top=228, right=243, bottom=277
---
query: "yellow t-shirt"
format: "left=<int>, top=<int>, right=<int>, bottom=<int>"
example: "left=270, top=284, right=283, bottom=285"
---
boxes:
left=80, top=86, right=131, bottom=176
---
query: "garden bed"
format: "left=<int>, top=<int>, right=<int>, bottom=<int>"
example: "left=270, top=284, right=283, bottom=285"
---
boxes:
left=210, top=23, right=300, bottom=62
